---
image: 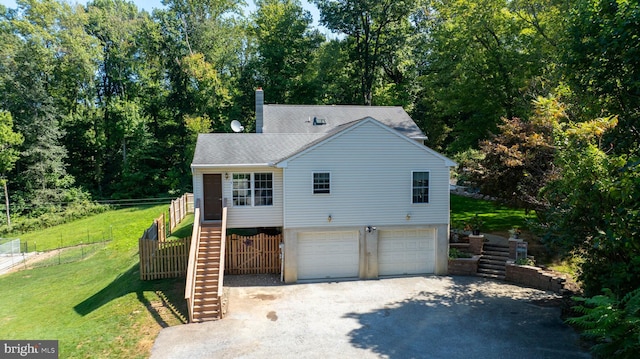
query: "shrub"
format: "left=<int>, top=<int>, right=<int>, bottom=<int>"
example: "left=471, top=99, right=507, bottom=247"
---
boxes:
left=0, top=201, right=110, bottom=236
left=449, top=248, right=473, bottom=259
left=568, top=287, right=640, bottom=358
left=516, top=257, right=535, bottom=266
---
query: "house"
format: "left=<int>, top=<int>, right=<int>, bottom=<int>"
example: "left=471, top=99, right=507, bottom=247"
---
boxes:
left=191, top=89, right=456, bottom=283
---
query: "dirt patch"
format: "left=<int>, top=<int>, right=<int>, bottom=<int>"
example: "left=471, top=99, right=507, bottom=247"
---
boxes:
left=224, top=274, right=281, bottom=287
left=6, top=251, right=59, bottom=273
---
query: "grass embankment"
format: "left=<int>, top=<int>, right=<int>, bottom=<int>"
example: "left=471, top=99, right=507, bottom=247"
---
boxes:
left=0, top=205, right=192, bottom=358
left=450, top=194, right=536, bottom=232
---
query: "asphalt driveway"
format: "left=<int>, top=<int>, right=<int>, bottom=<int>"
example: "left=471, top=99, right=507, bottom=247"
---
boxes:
left=151, top=275, right=590, bottom=359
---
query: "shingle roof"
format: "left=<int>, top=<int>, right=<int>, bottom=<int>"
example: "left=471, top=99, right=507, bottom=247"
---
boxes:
left=262, top=105, right=426, bottom=139
left=191, top=133, right=325, bottom=166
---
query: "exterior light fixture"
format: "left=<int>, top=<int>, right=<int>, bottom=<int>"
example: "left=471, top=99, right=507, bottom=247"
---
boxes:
left=225, top=173, right=229, bottom=180
left=328, top=215, right=332, bottom=222
left=406, top=213, right=411, bottom=220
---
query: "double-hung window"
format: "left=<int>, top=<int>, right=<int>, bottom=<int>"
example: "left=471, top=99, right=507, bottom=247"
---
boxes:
left=412, top=171, right=429, bottom=204
left=233, top=173, right=273, bottom=206
left=313, top=172, right=331, bottom=194
left=254, top=173, right=273, bottom=206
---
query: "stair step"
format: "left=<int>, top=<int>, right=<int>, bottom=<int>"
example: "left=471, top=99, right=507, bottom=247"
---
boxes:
left=196, top=263, right=220, bottom=268
left=480, top=258, right=508, bottom=265
left=195, top=274, right=219, bottom=279
left=478, top=263, right=506, bottom=271
left=197, top=253, right=221, bottom=258
left=483, top=249, right=509, bottom=256
left=193, top=311, right=220, bottom=320
left=194, top=287, right=218, bottom=297
left=482, top=253, right=510, bottom=260
left=194, top=298, right=219, bottom=304
left=484, top=244, right=509, bottom=249
left=194, top=291, right=218, bottom=298
left=193, top=312, right=220, bottom=321
left=196, top=261, right=220, bottom=266
left=196, top=272, right=219, bottom=278
left=478, top=268, right=506, bottom=275
left=195, top=279, right=219, bottom=285
left=197, top=261, right=221, bottom=266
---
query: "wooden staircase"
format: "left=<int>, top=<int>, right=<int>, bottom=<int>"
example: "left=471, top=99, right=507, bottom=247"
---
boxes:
left=191, top=224, right=224, bottom=323
left=477, top=243, right=510, bottom=280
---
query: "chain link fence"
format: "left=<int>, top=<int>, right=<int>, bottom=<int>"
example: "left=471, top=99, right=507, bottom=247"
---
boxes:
left=0, top=238, right=28, bottom=273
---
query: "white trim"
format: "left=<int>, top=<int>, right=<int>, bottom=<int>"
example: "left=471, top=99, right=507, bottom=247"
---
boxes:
left=191, top=163, right=274, bottom=169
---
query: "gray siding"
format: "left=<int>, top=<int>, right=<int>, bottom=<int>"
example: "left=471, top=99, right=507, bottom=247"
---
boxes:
left=282, top=121, right=451, bottom=229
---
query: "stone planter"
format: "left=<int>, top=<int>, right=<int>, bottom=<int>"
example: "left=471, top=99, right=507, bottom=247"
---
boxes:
left=448, top=255, right=480, bottom=276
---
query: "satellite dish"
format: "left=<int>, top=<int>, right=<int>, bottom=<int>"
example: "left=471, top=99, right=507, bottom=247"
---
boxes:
left=231, top=120, right=244, bottom=133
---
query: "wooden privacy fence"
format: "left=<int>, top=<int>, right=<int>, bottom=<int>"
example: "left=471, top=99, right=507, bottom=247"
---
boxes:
left=170, top=193, right=194, bottom=232
left=140, top=236, right=191, bottom=280
left=225, top=233, right=282, bottom=274
left=141, top=213, right=167, bottom=243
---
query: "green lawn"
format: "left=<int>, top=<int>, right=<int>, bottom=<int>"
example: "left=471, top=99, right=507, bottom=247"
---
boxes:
left=0, top=205, right=189, bottom=358
left=450, top=194, right=536, bottom=232
left=16, top=206, right=171, bottom=252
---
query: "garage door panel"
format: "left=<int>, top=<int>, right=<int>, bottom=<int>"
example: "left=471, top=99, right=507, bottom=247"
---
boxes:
left=297, top=231, right=359, bottom=280
left=378, top=229, right=435, bottom=276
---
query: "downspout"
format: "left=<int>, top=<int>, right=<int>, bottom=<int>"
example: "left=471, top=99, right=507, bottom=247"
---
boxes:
left=280, top=166, right=286, bottom=282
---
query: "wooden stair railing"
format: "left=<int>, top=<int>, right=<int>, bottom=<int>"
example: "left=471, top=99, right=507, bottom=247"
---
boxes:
left=185, top=206, right=227, bottom=323
left=184, top=205, right=201, bottom=323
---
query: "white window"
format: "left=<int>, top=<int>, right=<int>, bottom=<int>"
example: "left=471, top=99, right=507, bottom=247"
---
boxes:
left=313, top=172, right=331, bottom=194
left=412, top=171, right=429, bottom=204
left=233, top=173, right=252, bottom=206
left=254, top=173, right=273, bottom=206
left=232, top=173, right=273, bottom=207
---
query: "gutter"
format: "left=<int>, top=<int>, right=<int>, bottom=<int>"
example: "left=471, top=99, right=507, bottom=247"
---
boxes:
left=190, top=162, right=278, bottom=173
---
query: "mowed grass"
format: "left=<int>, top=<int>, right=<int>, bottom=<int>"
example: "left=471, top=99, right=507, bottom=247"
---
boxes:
left=0, top=205, right=189, bottom=358
left=450, top=194, right=536, bottom=232
left=16, top=206, right=170, bottom=252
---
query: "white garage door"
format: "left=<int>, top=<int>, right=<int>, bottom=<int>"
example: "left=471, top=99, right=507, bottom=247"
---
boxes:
left=378, top=229, right=436, bottom=276
left=297, top=231, right=359, bottom=280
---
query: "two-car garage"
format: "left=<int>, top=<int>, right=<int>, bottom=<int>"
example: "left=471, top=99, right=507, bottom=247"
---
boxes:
left=294, top=228, right=436, bottom=281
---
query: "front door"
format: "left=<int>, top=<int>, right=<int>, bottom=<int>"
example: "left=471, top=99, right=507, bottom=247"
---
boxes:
left=203, top=174, right=222, bottom=220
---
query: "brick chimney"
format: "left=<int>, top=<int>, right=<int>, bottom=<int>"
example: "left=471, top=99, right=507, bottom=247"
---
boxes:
left=255, top=87, right=264, bottom=133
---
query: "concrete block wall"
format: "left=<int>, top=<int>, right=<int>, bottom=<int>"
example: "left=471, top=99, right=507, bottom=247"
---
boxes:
left=505, top=263, right=567, bottom=294
left=448, top=256, right=480, bottom=276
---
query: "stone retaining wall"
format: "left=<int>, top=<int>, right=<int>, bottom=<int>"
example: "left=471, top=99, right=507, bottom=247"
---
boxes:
left=505, top=263, right=567, bottom=294
left=448, top=256, right=480, bottom=276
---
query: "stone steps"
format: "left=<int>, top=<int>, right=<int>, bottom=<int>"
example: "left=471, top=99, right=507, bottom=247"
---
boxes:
left=477, top=243, right=510, bottom=280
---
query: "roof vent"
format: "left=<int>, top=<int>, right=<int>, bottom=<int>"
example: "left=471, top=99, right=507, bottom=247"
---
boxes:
left=312, top=117, right=326, bottom=126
